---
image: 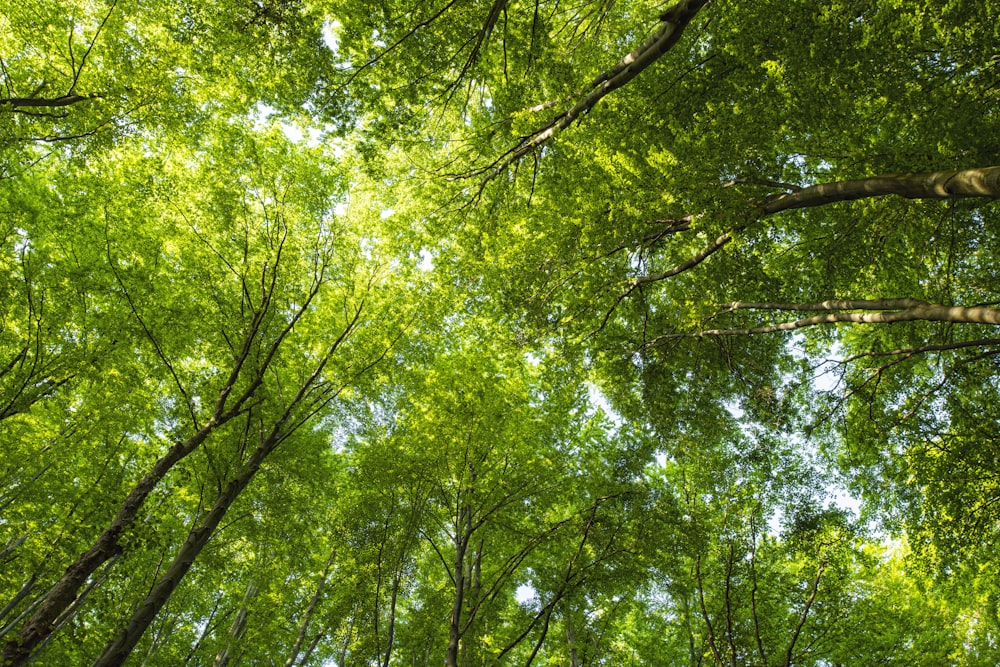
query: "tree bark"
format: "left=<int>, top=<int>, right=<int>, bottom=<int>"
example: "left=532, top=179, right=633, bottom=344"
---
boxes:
left=91, top=303, right=365, bottom=666
left=91, top=446, right=270, bottom=667
left=2, top=426, right=217, bottom=666
left=285, top=548, right=336, bottom=667
left=445, top=504, right=471, bottom=667
left=655, top=299, right=1000, bottom=341
left=761, top=166, right=1000, bottom=214
left=0, top=95, right=98, bottom=109
left=482, top=0, right=710, bottom=182
left=2, top=260, right=325, bottom=666
left=637, top=166, right=1000, bottom=289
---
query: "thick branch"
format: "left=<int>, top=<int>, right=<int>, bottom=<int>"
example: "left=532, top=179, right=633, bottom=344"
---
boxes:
left=633, top=166, right=1000, bottom=291
left=659, top=300, right=1000, bottom=340
left=0, top=94, right=100, bottom=109
left=762, top=166, right=1000, bottom=214
left=480, top=0, right=709, bottom=183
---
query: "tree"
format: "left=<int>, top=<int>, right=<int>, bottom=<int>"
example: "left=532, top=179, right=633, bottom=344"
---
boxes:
left=1, top=118, right=409, bottom=664
left=3, top=0, right=1000, bottom=664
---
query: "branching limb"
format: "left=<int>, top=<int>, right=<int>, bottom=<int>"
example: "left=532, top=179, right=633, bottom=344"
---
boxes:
left=695, top=553, right=723, bottom=666
left=783, top=561, right=825, bottom=667
left=762, top=166, right=1000, bottom=214
left=474, top=0, right=710, bottom=185
left=647, top=299, right=1000, bottom=345
left=1, top=0, right=117, bottom=112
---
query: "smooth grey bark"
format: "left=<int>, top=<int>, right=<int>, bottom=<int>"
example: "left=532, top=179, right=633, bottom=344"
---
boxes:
left=654, top=299, right=1000, bottom=341
left=761, top=166, right=1000, bottom=214
left=635, top=166, right=1000, bottom=289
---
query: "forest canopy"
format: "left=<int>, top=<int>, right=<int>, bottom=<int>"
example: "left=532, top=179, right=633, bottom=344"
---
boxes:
left=2, top=0, right=1000, bottom=665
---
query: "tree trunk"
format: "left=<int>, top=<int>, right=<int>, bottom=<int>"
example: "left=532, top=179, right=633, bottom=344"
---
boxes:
left=2, top=426, right=216, bottom=666
left=285, top=548, right=336, bottom=667
left=90, top=444, right=270, bottom=667
left=3, top=279, right=319, bottom=665
left=445, top=504, right=471, bottom=667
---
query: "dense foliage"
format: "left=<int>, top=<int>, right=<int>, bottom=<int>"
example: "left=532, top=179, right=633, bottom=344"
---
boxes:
left=2, top=0, right=999, bottom=664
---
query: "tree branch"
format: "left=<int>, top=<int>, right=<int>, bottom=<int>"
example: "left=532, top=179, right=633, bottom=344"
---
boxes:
left=475, top=0, right=710, bottom=185
left=761, top=166, right=1000, bottom=214
left=648, top=299, right=1000, bottom=344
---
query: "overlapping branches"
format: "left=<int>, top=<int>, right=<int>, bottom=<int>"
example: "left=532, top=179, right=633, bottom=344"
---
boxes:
left=594, top=166, right=1000, bottom=332
left=0, top=0, right=117, bottom=115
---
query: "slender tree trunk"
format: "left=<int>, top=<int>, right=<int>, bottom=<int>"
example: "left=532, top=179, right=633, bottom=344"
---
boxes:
left=213, top=581, right=255, bottom=667
left=445, top=504, right=471, bottom=667
left=0, top=576, right=36, bottom=628
left=90, top=442, right=270, bottom=667
left=3, top=275, right=317, bottom=665
left=29, top=553, right=122, bottom=663
left=2, top=426, right=216, bottom=666
left=381, top=568, right=402, bottom=667
left=565, top=603, right=579, bottom=667
left=285, top=548, right=336, bottom=667
left=182, top=598, right=222, bottom=665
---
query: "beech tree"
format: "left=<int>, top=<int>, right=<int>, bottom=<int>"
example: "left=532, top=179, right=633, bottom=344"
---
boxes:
left=3, top=0, right=1000, bottom=665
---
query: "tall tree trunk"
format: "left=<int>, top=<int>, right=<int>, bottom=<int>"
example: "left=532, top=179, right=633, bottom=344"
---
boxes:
left=1, top=425, right=217, bottom=666
left=445, top=504, right=471, bottom=667
left=90, top=442, right=272, bottom=667
left=2, top=273, right=324, bottom=666
left=0, top=576, right=36, bottom=628
left=213, top=581, right=256, bottom=667
left=285, top=548, right=336, bottom=667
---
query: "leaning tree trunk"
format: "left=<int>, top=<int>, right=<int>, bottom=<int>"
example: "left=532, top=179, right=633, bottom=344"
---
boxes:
left=91, top=304, right=364, bottom=667
left=2, top=269, right=322, bottom=666
left=91, top=443, right=272, bottom=667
